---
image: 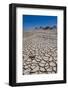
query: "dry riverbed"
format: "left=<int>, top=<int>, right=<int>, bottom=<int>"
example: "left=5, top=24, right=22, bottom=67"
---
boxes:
left=23, top=29, right=57, bottom=75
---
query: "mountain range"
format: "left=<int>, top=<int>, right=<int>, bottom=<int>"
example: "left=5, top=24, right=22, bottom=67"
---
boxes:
left=35, top=25, right=57, bottom=30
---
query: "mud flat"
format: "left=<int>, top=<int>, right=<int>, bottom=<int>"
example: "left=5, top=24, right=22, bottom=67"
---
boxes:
left=23, top=29, right=57, bottom=75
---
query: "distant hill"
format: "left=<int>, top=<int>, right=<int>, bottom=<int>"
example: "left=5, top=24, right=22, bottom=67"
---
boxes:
left=35, top=25, right=57, bottom=30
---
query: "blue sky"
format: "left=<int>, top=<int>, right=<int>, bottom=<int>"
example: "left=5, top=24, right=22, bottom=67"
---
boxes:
left=23, top=15, right=57, bottom=31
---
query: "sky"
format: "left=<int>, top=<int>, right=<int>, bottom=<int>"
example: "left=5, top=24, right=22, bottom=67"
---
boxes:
left=23, top=15, right=57, bottom=31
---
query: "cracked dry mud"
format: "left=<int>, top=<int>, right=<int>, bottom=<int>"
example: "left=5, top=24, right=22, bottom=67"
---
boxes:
left=23, top=30, right=57, bottom=75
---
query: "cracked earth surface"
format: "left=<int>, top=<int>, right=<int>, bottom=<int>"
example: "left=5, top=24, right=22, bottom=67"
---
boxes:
left=23, top=30, right=57, bottom=75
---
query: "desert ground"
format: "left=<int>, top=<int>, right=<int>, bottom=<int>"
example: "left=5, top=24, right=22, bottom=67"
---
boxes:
left=23, top=29, right=57, bottom=75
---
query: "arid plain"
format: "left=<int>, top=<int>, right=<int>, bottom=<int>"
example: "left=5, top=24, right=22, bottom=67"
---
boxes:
left=23, top=29, right=57, bottom=75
